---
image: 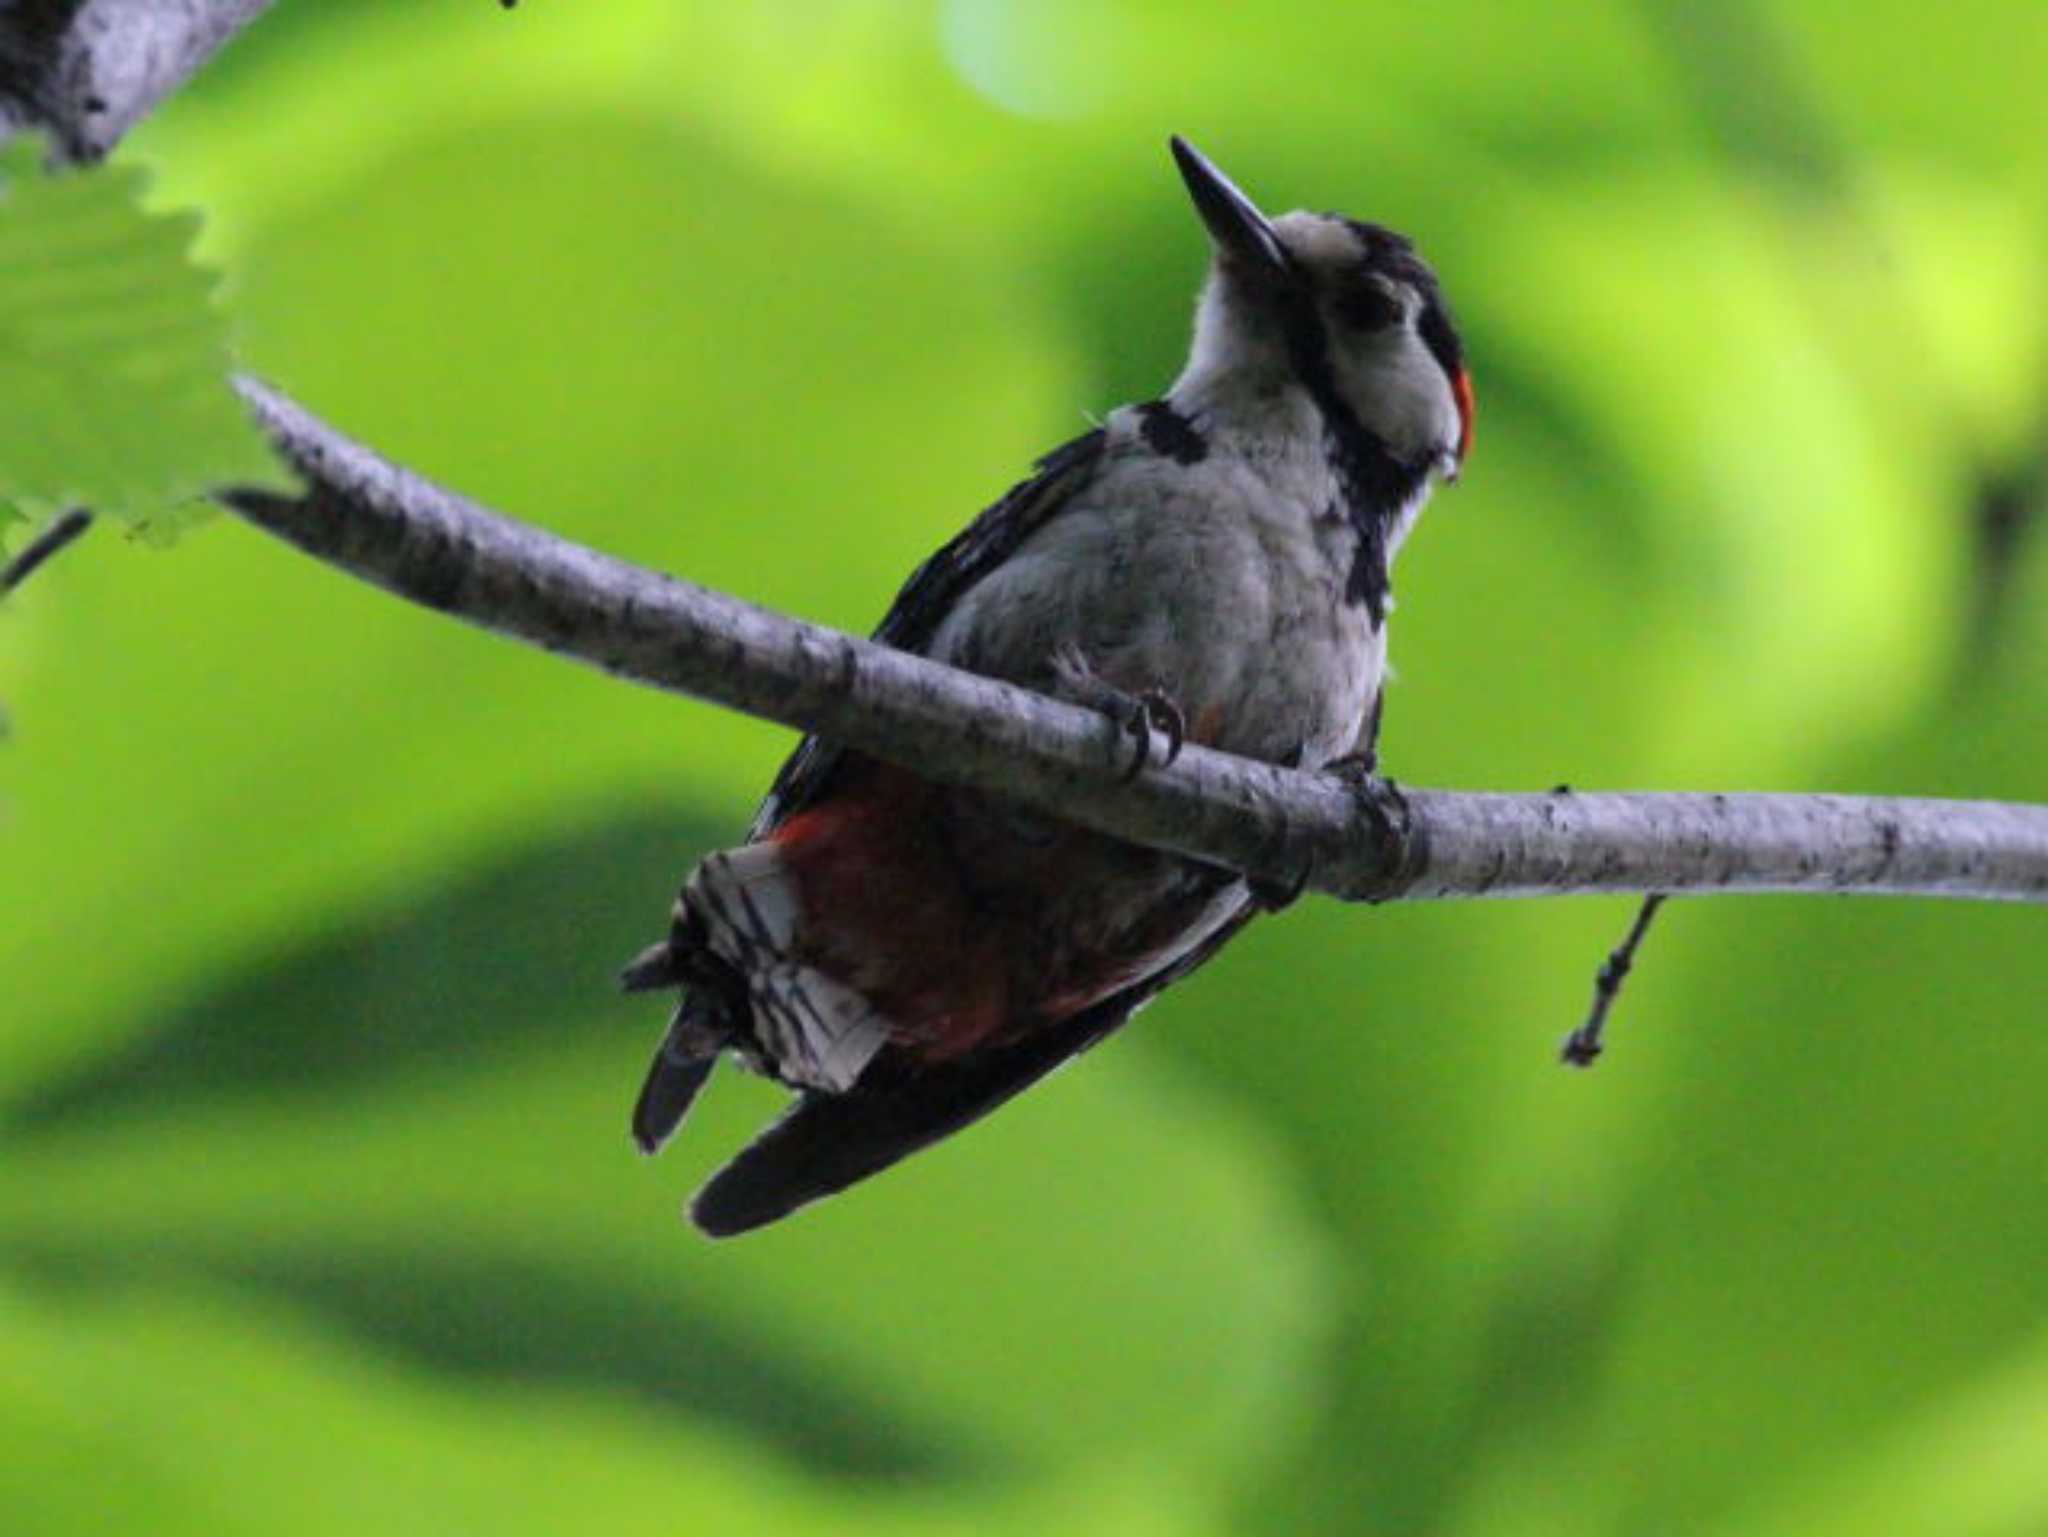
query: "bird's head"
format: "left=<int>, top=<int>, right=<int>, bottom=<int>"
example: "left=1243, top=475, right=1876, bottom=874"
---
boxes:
left=1170, top=136, right=1474, bottom=484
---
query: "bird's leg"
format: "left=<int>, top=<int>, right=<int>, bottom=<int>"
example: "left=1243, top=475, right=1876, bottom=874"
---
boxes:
left=1325, top=751, right=1413, bottom=878
left=1355, top=687, right=1385, bottom=774
left=1049, top=643, right=1186, bottom=781
left=1246, top=736, right=1409, bottom=909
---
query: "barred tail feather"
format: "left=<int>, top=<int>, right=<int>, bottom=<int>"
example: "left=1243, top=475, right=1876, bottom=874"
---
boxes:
left=685, top=845, right=889, bottom=1094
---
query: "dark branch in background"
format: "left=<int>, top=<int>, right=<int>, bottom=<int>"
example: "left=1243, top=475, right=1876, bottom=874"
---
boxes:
left=1560, top=894, right=1669, bottom=1067
left=1647, top=0, right=2048, bottom=687
left=1, top=506, right=92, bottom=595
left=219, top=376, right=2048, bottom=908
left=1964, top=429, right=2048, bottom=676
left=0, top=0, right=274, bottom=162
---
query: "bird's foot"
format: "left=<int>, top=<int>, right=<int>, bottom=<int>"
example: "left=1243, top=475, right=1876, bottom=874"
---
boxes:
left=1123, top=687, right=1187, bottom=780
left=1324, top=752, right=1412, bottom=878
left=1051, top=644, right=1186, bottom=781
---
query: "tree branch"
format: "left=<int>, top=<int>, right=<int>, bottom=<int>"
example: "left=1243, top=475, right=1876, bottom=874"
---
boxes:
left=216, top=376, right=2048, bottom=907
left=2, top=506, right=92, bottom=595
left=0, top=0, right=274, bottom=162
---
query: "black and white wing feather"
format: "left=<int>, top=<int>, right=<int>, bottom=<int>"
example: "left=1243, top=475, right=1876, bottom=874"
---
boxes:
left=747, top=427, right=1108, bottom=837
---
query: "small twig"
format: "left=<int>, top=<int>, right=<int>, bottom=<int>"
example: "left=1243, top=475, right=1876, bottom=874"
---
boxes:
left=1, top=508, right=93, bottom=596
left=1560, top=894, right=1668, bottom=1067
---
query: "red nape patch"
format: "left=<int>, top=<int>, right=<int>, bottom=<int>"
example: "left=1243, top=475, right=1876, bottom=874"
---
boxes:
left=768, top=764, right=1012, bottom=1056
left=1452, top=367, right=1476, bottom=464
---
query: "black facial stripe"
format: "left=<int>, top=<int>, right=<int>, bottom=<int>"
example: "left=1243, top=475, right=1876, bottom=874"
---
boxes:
left=1136, top=399, right=1209, bottom=464
left=1274, top=290, right=1430, bottom=630
left=1342, top=215, right=1466, bottom=391
left=1416, top=296, right=1465, bottom=386
left=1335, top=281, right=1399, bottom=333
left=1339, top=217, right=1433, bottom=289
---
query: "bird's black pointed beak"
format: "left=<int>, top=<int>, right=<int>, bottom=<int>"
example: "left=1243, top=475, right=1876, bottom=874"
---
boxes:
left=1171, top=135, right=1290, bottom=280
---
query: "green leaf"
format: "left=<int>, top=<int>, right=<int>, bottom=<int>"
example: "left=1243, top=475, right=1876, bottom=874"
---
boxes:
left=0, top=137, right=291, bottom=538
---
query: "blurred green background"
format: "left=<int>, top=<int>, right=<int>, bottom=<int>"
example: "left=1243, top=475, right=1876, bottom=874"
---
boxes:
left=4, top=1, right=2047, bottom=1532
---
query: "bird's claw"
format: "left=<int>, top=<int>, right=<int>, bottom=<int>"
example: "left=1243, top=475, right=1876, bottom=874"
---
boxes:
left=1324, top=754, right=1412, bottom=878
left=1119, top=687, right=1186, bottom=781
left=1050, top=644, right=1185, bottom=781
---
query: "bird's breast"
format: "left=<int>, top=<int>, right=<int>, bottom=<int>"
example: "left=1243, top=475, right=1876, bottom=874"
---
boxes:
left=931, top=445, right=1385, bottom=768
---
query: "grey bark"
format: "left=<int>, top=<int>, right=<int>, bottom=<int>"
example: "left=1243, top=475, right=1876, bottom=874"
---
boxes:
left=0, top=0, right=274, bottom=162
left=221, top=376, right=2048, bottom=907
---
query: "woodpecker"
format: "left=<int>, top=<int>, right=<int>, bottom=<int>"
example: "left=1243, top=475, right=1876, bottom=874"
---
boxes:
left=624, top=137, right=1474, bottom=1236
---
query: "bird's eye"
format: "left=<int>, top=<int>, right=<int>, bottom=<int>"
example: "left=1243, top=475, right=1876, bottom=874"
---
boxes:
left=1335, top=282, right=1399, bottom=333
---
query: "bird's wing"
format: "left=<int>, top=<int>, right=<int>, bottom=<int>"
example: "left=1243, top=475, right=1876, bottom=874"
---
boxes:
left=688, top=893, right=1255, bottom=1237
left=747, top=427, right=1109, bottom=838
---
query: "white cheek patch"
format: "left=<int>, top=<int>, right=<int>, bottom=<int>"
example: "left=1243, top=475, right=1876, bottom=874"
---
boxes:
left=1339, top=325, right=1460, bottom=463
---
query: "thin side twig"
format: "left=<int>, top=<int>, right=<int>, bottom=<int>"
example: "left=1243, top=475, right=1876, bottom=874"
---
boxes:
left=215, top=376, right=2048, bottom=908
left=1, top=508, right=93, bottom=595
left=1560, top=894, right=1669, bottom=1067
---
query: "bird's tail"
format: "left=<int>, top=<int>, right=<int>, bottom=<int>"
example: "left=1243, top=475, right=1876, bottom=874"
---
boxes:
left=621, top=912, right=736, bottom=1154
left=621, top=862, right=756, bottom=1155
left=624, top=841, right=893, bottom=1154
left=679, top=843, right=892, bottom=1093
left=629, top=997, right=722, bottom=1154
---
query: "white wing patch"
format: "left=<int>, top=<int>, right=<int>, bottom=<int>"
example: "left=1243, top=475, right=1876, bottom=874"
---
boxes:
left=684, top=847, right=889, bottom=1092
